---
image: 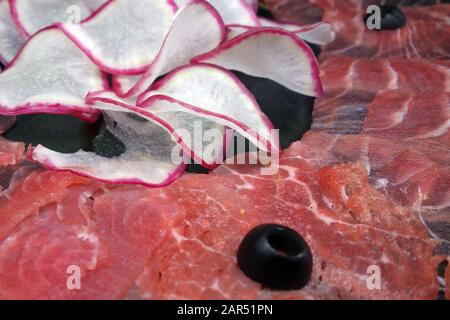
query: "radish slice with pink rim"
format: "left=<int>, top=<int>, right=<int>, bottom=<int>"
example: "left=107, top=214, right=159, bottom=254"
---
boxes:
left=0, top=27, right=105, bottom=122
left=86, top=90, right=230, bottom=169
left=175, top=0, right=258, bottom=25
left=0, top=0, right=25, bottom=64
left=258, top=18, right=335, bottom=45
left=206, top=0, right=259, bottom=26
left=27, top=111, right=187, bottom=187
left=112, top=0, right=226, bottom=98
left=10, top=0, right=108, bottom=37
left=226, top=21, right=335, bottom=46
left=137, top=63, right=279, bottom=152
left=59, top=0, right=176, bottom=75
left=192, top=28, right=323, bottom=97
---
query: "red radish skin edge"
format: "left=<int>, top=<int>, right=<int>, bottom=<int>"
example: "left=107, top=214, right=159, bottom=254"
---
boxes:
left=57, top=0, right=178, bottom=75
left=228, top=21, right=331, bottom=35
left=26, top=145, right=188, bottom=188
left=0, top=25, right=109, bottom=122
left=9, top=0, right=115, bottom=38
left=111, top=0, right=227, bottom=98
left=136, top=63, right=280, bottom=152
left=192, top=28, right=324, bottom=97
left=87, top=90, right=234, bottom=169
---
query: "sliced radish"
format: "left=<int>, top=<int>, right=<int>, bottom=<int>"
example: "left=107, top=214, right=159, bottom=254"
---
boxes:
left=0, top=27, right=106, bottom=121
left=112, top=0, right=225, bottom=98
left=0, top=0, right=25, bottom=64
left=258, top=18, right=335, bottom=45
left=243, top=0, right=258, bottom=12
left=193, top=28, right=323, bottom=97
left=59, top=0, right=176, bottom=74
left=206, top=0, right=259, bottom=26
left=28, top=111, right=187, bottom=187
left=86, top=90, right=230, bottom=169
left=10, top=0, right=106, bottom=37
left=138, top=64, right=278, bottom=152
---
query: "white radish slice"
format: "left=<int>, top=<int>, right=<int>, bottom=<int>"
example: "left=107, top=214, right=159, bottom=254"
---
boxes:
left=28, top=111, right=187, bottom=187
left=243, top=0, right=258, bottom=12
left=10, top=0, right=103, bottom=37
left=59, top=0, right=176, bottom=74
left=192, top=28, right=323, bottom=97
left=206, top=0, right=259, bottom=26
left=258, top=18, right=335, bottom=45
left=112, top=0, right=225, bottom=98
left=226, top=21, right=335, bottom=45
left=137, top=64, right=278, bottom=152
left=86, top=90, right=230, bottom=169
left=0, top=27, right=105, bottom=122
left=0, top=0, right=25, bottom=64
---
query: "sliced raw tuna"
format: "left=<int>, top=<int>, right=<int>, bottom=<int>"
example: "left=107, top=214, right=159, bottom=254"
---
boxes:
left=0, top=169, right=183, bottom=299
left=265, top=0, right=324, bottom=25
left=321, top=4, right=450, bottom=59
left=312, top=56, right=449, bottom=134
left=0, top=27, right=105, bottom=121
left=135, top=151, right=440, bottom=299
left=267, top=1, right=450, bottom=59
left=0, top=136, right=23, bottom=167
left=362, top=90, right=450, bottom=145
left=0, top=0, right=25, bottom=64
left=295, top=131, right=450, bottom=254
left=0, top=143, right=442, bottom=299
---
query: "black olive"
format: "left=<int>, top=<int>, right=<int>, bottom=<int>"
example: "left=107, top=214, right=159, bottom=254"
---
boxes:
left=237, top=224, right=313, bottom=290
left=364, top=5, right=407, bottom=30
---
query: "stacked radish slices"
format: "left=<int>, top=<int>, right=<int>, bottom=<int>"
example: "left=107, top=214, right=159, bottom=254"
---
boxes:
left=0, top=0, right=334, bottom=186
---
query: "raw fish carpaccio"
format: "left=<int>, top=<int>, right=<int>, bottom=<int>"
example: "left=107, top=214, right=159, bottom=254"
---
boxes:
left=0, top=0, right=449, bottom=299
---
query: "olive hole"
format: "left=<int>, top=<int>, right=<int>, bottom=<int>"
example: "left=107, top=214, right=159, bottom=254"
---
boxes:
left=267, top=231, right=302, bottom=257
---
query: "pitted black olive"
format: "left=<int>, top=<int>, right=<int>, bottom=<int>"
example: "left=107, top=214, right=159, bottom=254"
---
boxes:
left=237, top=224, right=313, bottom=290
left=364, top=5, right=407, bottom=30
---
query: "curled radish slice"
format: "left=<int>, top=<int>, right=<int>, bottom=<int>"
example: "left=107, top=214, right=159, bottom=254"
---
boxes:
left=258, top=18, right=335, bottom=45
left=206, top=0, right=259, bottom=26
left=243, top=0, right=258, bottom=12
left=138, top=64, right=278, bottom=152
left=87, top=90, right=230, bottom=169
left=10, top=0, right=106, bottom=37
left=113, top=0, right=225, bottom=98
left=28, top=110, right=187, bottom=187
left=59, top=0, right=176, bottom=74
left=0, top=0, right=25, bottom=64
left=0, top=28, right=105, bottom=121
left=193, top=28, right=323, bottom=97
